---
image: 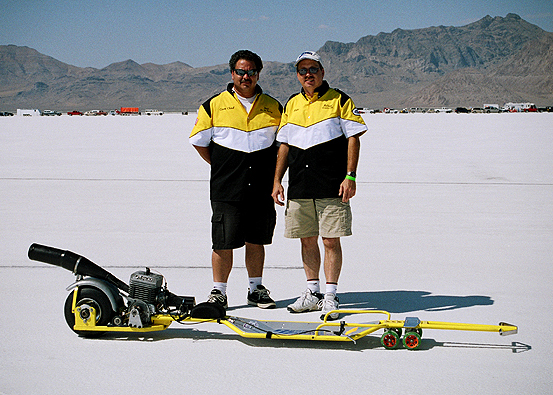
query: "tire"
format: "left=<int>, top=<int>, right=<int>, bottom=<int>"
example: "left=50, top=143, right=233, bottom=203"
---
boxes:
left=403, top=331, right=422, bottom=350
left=381, top=330, right=400, bottom=349
left=64, top=287, right=114, bottom=337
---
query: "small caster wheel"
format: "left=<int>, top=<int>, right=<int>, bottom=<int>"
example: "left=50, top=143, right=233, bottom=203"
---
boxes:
left=403, top=331, right=422, bottom=350
left=381, top=330, right=400, bottom=349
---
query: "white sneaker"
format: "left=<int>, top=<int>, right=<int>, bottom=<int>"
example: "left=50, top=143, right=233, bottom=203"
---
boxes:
left=287, top=289, right=324, bottom=313
left=320, top=293, right=340, bottom=321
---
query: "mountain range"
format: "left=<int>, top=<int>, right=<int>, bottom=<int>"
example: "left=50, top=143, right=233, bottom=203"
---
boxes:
left=1, top=13, right=551, bottom=111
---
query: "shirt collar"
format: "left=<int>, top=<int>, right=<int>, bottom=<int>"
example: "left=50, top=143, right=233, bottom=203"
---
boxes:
left=227, top=82, right=263, bottom=96
left=301, top=80, right=329, bottom=99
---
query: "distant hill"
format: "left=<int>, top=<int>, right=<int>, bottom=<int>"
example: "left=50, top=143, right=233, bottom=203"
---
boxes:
left=1, top=13, right=551, bottom=111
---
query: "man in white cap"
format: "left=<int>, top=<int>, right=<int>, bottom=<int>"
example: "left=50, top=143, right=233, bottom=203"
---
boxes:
left=272, top=51, right=367, bottom=320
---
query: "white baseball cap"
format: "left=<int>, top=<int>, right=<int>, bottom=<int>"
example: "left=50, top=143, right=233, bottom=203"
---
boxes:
left=294, top=51, right=323, bottom=67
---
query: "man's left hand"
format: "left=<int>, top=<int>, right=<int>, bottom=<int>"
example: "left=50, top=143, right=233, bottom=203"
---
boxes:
left=339, top=178, right=356, bottom=202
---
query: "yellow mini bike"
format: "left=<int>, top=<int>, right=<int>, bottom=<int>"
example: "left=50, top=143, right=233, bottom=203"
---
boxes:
left=28, top=244, right=517, bottom=350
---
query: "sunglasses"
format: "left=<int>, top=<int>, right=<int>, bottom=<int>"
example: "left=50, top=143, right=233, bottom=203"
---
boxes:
left=297, top=67, right=320, bottom=75
left=234, top=69, right=258, bottom=77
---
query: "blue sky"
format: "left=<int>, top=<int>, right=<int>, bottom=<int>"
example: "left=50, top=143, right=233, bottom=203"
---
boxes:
left=1, top=0, right=551, bottom=68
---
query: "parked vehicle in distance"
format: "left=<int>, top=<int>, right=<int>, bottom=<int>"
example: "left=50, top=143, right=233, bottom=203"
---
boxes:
left=84, top=110, right=107, bottom=116
left=504, top=102, right=536, bottom=112
left=118, top=107, right=140, bottom=115
left=455, top=107, right=470, bottom=113
left=523, top=104, right=538, bottom=112
left=67, top=111, right=83, bottom=116
left=483, top=106, right=501, bottom=113
left=42, top=110, right=61, bottom=116
left=435, top=107, right=453, bottom=113
left=17, top=109, right=41, bottom=116
left=409, top=107, right=426, bottom=113
left=471, top=107, right=484, bottom=113
left=144, top=109, right=164, bottom=116
left=0, top=111, right=14, bottom=116
left=356, top=108, right=375, bottom=114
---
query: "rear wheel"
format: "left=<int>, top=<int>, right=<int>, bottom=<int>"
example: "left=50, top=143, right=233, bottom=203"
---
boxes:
left=403, top=331, right=422, bottom=350
left=64, top=287, right=114, bottom=337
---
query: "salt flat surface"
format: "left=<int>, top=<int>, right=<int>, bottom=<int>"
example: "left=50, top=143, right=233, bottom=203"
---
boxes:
left=1, top=113, right=552, bottom=394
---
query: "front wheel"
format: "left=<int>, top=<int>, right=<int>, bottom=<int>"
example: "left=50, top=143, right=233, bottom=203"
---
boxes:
left=381, top=330, right=400, bottom=349
left=64, top=287, right=114, bottom=337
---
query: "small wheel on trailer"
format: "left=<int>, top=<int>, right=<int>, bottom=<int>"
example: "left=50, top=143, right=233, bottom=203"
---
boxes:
left=410, top=327, right=422, bottom=336
left=381, top=330, right=400, bottom=349
left=403, top=331, right=422, bottom=350
left=64, top=287, right=114, bottom=337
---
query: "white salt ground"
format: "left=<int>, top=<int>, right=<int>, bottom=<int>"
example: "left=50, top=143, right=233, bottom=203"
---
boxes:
left=1, top=112, right=551, bottom=394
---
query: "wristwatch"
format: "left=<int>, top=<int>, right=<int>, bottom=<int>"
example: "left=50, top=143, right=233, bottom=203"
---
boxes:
left=345, top=171, right=357, bottom=181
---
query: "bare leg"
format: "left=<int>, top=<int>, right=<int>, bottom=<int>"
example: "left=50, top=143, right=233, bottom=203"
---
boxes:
left=300, top=236, right=321, bottom=280
left=322, top=237, right=342, bottom=284
left=212, top=249, right=233, bottom=283
left=245, top=242, right=264, bottom=278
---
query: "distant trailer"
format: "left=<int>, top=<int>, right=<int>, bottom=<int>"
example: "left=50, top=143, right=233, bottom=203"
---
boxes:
left=17, top=109, right=41, bottom=116
left=504, top=102, right=535, bottom=112
left=118, top=107, right=140, bottom=115
left=144, top=110, right=163, bottom=115
left=144, top=109, right=164, bottom=115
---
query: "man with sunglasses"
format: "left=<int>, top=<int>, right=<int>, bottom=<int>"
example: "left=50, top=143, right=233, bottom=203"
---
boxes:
left=190, top=50, right=282, bottom=310
left=272, top=51, right=366, bottom=320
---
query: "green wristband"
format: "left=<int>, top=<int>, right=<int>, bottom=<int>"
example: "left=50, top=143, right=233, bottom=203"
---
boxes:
left=345, top=175, right=356, bottom=181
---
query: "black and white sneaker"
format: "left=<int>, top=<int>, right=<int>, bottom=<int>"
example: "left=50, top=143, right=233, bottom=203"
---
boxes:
left=247, top=285, right=276, bottom=309
left=207, top=289, right=228, bottom=309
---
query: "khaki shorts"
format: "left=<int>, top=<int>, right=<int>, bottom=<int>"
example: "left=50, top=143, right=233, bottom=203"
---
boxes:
left=284, top=198, right=352, bottom=239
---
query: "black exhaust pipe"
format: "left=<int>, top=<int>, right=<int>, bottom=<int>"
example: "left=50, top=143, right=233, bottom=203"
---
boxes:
left=28, top=243, right=129, bottom=293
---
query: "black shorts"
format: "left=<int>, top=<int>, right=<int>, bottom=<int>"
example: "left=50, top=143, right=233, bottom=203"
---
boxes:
left=211, top=200, right=276, bottom=250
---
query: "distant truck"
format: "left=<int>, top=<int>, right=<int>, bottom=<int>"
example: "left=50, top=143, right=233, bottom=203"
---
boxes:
left=503, top=102, right=536, bottom=112
left=117, top=107, right=140, bottom=115
left=17, top=109, right=41, bottom=116
left=42, top=110, right=62, bottom=116
left=144, top=109, right=164, bottom=116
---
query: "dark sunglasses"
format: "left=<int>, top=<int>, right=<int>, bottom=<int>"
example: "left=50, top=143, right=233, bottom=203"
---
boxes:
left=234, top=69, right=258, bottom=77
left=297, top=67, right=320, bottom=75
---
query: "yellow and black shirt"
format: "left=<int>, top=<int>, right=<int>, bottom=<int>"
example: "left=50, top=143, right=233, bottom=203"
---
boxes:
left=277, top=81, right=367, bottom=199
left=190, top=83, right=282, bottom=202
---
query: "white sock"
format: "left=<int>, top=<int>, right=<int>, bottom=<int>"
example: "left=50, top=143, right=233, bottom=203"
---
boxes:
left=325, top=283, right=338, bottom=296
left=213, top=282, right=227, bottom=295
left=307, top=280, right=320, bottom=294
left=249, top=277, right=263, bottom=293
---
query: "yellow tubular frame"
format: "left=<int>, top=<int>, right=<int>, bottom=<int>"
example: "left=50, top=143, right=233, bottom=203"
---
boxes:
left=70, top=303, right=518, bottom=340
